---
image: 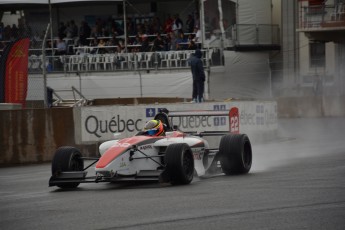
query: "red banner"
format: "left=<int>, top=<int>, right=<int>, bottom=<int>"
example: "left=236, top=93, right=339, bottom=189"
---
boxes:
left=4, top=38, right=30, bottom=107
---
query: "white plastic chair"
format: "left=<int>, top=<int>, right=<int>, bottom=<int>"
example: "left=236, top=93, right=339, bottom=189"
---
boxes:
left=140, top=52, right=153, bottom=69
left=168, top=51, right=180, bottom=68
left=87, top=54, right=97, bottom=71
left=160, top=52, right=169, bottom=68
left=117, top=53, right=129, bottom=70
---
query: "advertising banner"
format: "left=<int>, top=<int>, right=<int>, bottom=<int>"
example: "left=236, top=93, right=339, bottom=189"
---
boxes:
left=74, top=101, right=278, bottom=144
left=2, top=38, right=30, bottom=107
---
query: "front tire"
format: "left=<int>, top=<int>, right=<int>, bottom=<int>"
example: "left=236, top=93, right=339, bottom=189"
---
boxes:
left=51, top=146, right=84, bottom=188
left=219, top=134, right=252, bottom=175
left=164, top=143, right=194, bottom=185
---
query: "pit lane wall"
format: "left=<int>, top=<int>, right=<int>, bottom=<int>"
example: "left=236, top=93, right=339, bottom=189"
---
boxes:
left=74, top=101, right=278, bottom=147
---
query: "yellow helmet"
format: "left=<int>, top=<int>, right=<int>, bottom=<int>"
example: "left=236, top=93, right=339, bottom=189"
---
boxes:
left=143, top=120, right=165, bottom=136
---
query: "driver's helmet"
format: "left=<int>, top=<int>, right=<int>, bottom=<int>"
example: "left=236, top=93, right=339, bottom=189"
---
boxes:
left=143, top=120, right=165, bottom=136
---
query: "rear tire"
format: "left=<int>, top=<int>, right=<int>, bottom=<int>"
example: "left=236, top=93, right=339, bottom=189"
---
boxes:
left=165, top=143, right=194, bottom=185
left=219, top=134, right=252, bottom=175
left=51, top=146, right=84, bottom=188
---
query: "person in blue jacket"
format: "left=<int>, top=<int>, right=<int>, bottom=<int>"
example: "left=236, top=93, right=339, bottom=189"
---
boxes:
left=189, top=49, right=205, bottom=103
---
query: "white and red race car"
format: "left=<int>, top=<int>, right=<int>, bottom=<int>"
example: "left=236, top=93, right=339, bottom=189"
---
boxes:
left=49, top=109, right=252, bottom=189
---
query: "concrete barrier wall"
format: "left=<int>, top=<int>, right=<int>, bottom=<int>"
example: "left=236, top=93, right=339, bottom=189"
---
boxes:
left=0, top=96, right=344, bottom=166
left=0, top=108, right=97, bottom=166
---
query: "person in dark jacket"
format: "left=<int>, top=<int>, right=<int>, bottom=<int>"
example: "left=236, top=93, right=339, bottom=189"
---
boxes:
left=189, top=49, right=205, bottom=102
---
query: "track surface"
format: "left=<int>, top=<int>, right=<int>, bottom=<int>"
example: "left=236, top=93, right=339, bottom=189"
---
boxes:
left=1, top=118, right=345, bottom=230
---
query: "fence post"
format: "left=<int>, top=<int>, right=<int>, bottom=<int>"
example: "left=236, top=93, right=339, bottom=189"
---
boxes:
left=43, top=23, right=51, bottom=108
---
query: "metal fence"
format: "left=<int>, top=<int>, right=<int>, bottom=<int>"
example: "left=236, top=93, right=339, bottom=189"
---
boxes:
left=299, top=3, right=345, bottom=29
left=234, top=24, right=280, bottom=46
left=28, top=49, right=214, bottom=74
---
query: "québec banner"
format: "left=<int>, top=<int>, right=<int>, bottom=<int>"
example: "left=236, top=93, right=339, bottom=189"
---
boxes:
left=0, top=38, right=30, bottom=107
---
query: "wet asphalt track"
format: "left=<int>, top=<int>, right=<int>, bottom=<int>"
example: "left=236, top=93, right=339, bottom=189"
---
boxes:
left=1, top=118, right=345, bottom=230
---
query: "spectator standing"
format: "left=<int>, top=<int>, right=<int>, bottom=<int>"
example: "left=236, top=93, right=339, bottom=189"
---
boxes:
left=172, top=14, right=183, bottom=36
left=163, top=14, right=173, bottom=34
left=79, top=21, right=91, bottom=46
left=58, top=22, right=66, bottom=38
left=70, top=20, right=79, bottom=38
left=186, top=14, right=195, bottom=33
left=151, top=17, right=162, bottom=34
left=189, top=49, right=205, bottom=103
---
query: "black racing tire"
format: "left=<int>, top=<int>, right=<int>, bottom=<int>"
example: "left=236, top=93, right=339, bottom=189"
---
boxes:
left=219, top=134, right=252, bottom=175
left=165, top=143, right=194, bottom=185
left=51, top=146, right=84, bottom=189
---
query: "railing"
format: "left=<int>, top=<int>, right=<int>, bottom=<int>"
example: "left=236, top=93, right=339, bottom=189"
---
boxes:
left=52, top=86, right=90, bottom=107
left=28, top=49, right=214, bottom=74
left=234, top=24, right=280, bottom=46
left=299, top=3, right=345, bottom=29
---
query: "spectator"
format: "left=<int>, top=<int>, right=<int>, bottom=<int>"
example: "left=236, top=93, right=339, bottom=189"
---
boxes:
left=4, top=25, right=11, bottom=41
left=187, top=40, right=197, bottom=50
left=169, top=31, right=177, bottom=51
left=164, top=32, right=171, bottom=51
left=188, top=40, right=197, bottom=50
left=58, top=22, right=66, bottom=38
left=46, top=40, right=55, bottom=56
left=127, top=20, right=136, bottom=36
left=79, top=21, right=91, bottom=46
left=189, top=49, right=206, bottom=103
left=117, top=39, right=125, bottom=53
left=151, top=33, right=164, bottom=51
left=194, top=27, right=201, bottom=43
left=140, top=34, right=150, bottom=52
left=151, top=17, right=162, bottom=34
left=89, top=37, right=99, bottom=54
left=133, top=34, right=142, bottom=45
left=186, top=14, right=195, bottom=33
left=176, top=31, right=187, bottom=50
left=172, top=14, right=183, bottom=36
left=163, top=14, right=173, bottom=34
left=194, top=12, right=200, bottom=30
left=107, top=35, right=119, bottom=53
left=97, top=39, right=107, bottom=54
left=55, top=37, right=67, bottom=55
left=70, top=20, right=79, bottom=38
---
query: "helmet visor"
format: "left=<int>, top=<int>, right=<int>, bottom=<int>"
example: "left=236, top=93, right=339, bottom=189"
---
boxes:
left=146, top=128, right=158, bottom=136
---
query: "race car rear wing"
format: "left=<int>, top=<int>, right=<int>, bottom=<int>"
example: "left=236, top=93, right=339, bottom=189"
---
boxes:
left=157, top=108, right=240, bottom=134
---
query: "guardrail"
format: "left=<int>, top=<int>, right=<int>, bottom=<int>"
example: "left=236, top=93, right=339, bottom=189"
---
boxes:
left=299, top=3, right=345, bottom=29
left=28, top=49, right=213, bottom=74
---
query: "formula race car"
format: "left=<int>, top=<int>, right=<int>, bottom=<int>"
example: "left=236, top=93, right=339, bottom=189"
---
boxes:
left=49, top=109, right=252, bottom=189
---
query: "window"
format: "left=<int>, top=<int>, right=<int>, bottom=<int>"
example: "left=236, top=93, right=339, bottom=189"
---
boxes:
left=309, top=42, right=325, bottom=67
